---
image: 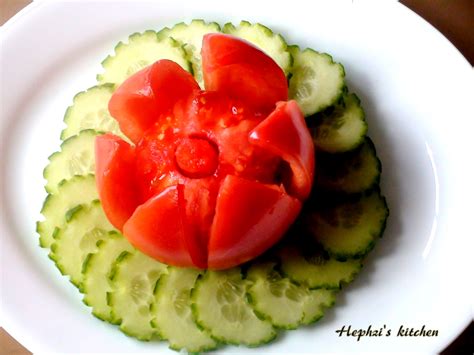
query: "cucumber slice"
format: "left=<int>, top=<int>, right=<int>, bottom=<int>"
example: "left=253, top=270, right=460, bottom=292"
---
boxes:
left=108, top=250, right=167, bottom=340
left=313, top=93, right=368, bottom=153
left=158, top=20, right=221, bottom=88
left=37, top=174, right=98, bottom=249
left=247, top=262, right=310, bottom=329
left=307, top=189, right=389, bottom=259
left=278, top=245, right=362, bottom=289
left=43, top=129, right=98, bottom=194
left=223, top=21, right=292, bottom=75
left=82, top=233, right=134, bottom=322
left=97, top=31, right=190, bottom=85
left=191, top=268, right=276, bottom=346
left=49, top=200, right=115, bottom=289
left=301, top=288, right=337, bottom=325
left=288, top=46, right=345, bottom=116
left=151, top=267, right=217, bottom=352
left=61, top=84, right=125, bottom=140
left=316, top=138, right=381, bottom=193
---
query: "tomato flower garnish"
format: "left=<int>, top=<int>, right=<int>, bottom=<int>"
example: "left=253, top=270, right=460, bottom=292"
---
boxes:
left=95, top=34, right=315, bottom=269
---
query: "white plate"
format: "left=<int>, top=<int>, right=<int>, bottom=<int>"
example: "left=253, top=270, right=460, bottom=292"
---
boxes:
left=1, top=0, right=472, bottom=353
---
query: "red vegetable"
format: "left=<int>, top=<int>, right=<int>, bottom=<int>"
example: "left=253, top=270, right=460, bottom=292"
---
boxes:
left=97, top=34, right=314, bottom=269
left=201, top=33, right=288, bottom=113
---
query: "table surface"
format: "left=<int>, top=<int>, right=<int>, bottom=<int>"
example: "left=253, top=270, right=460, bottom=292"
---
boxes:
left=0, top=1, right=472, bottom=354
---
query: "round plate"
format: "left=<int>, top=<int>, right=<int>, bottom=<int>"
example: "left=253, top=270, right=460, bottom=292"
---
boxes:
left=1, top=1, right=472, bottom=353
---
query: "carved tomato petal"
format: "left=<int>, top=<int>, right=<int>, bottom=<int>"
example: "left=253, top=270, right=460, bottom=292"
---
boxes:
left=122, top=185, right=198, bottom=268
left=249, top=100, right=315, bottom=199
left=201, top=33, right=288, bottom=113
left=95, top=134, right=140, bottom=230
left=208, top=175, right=301, bottom=269
left=109, top=59, right=199, bottom=143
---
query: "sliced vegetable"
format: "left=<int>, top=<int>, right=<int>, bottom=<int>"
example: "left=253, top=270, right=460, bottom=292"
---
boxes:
left=97, top=31, right=190, bottom=85
left=82, top=232, right=134, bottom=321
left=95, top=134, right=140, bottom=230
left=36, top=20, right=390, bottom=352
left=61, top=84, right=125, bottom=140
left=208, top=175, right=301, bottom=270
left=288, top=46, right=345, bottom=116
left=37, top=174, right=97, bottom=248
left=278, top=244, right=362, bottom=289
left=305, top=189, right=389, bottom=259
left=201, top=33, right=288, bottom=113
left=312, top=93, right=367, bottom=153
left=44, top=129, right=98, bottom=193
left=108, top=59, right=199, bottom=143
left=250, top=100, right=314, bottom=199
left=223, top=21, right=292, bottom=75
left=122, top=185, right=200, bottom=268
left=49, top=200, right=115, bottom=289
left=191, top=268, right=276, bottom=345
left=316, top=138, right=380, bottom=193
left=151, top=267, right=217, bottom=352
left=247, top=260, right=337, bottom=326
left=158, top=20, right=221, bottom=88
left=108, top=250, right=167, bottom=340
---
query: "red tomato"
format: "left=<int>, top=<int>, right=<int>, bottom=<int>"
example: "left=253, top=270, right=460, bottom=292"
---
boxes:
left=98, top=35, right=315, bottom=269
left=201, top=33, right=288, bottom=113
left=108, top=59, right=199, bottom=143
left=122, top=185, right=199, bottom=268
left=249, top=100, right=315, bottom=199
left=208, top=175, right=301, bottom=269
left=95, top=134, right=140, bottom=230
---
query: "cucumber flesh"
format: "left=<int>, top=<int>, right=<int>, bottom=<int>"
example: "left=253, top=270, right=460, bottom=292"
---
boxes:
left=316, top=138, right=381, bottom=194
left=97, top=31, right=190, bottom=85
left=301, top=288, right=337, bottom=325
left=248, top=265, right=337, bottom=327
left=223, top=21, right=292, bottom=76
left=108, top=250, right=167, bottom=340
left=312, top=93, right=368, bottom=153
left=37, top=174, right=98, bottom=249
left=289, top=46, right=345, bottom=116
left=191, top=268, right=276, bottom=346
left=60, top=84, right=125, bottom=140
left=278, top=244, right=362, bottom=289
left=82, top=233, right=134, bottom=322
left=151, top=267, right=217, bottom=352
left=158, top=20, right=220, bottom=88
left=43, top=129, right=99, bottom=194
left=306, top=189, right=389, bottom=259
left=49, top=200, right=115, bottom=289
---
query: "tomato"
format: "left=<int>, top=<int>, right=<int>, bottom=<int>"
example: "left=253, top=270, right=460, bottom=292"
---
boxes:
left=95, top=134, right=140, bottom=230
left=201, top=33, right=288, bottom=113
left=122, top=185, right=198, bottom=268
left=96, top=34, right=315, bottom=269
left=249, top=100, right=314, bottom=199
left=108, top=59, right=199, bottom=143
left=208, top=175, right=301, bottom=269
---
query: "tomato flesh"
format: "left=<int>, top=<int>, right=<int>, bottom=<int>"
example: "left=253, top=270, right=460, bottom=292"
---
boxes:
left=122, top=185, right=198, bottom=267
left=208, top=175, right=302, bottom=269
left=201, top=33, right=288, bottom=113
left=95, top=134, right=140, bottom=230
left=108, top=59, right=199, bottom=143
left=97, top=35, right=315, bottom=269
left=249, top=100, right=315, bottom=199
left=175, top=137, right=219, bottom=178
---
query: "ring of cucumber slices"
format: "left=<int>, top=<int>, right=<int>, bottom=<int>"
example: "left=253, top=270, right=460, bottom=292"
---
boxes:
left=37, top=20, right=389, bottom=352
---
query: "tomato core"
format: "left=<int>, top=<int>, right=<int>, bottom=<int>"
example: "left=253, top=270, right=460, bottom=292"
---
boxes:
left=175, top=137, right=219, bottom=178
